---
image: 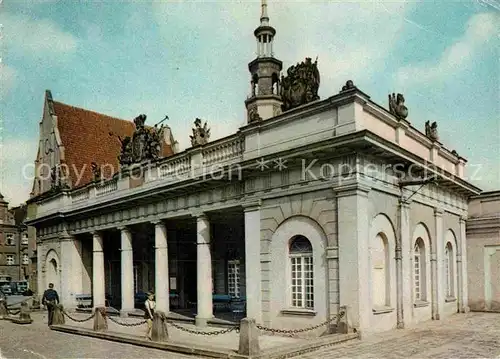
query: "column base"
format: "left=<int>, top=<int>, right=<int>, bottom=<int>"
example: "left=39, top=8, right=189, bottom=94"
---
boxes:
left=432, top=313, right=441, bottom=320
left=195, top=315, right=213, bottom=327
left=460, top=306, right=470, bottom=313
left=119, top=308, right=135, bottom=317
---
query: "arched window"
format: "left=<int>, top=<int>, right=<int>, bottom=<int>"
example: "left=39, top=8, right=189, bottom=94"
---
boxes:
left=414, top=238, right=427, bottom=301
left=372, top=233, right=390, bottom=307
left=289, top=235, right=313, bottom=309
left=445, top=242, right=454, bottom=297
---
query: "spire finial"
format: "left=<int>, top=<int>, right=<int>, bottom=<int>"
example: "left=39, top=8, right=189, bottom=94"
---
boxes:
left=260, top=0, right=269, bottom=25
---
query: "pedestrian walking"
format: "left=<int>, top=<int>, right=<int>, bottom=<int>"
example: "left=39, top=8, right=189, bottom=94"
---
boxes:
left=144, top=291, right=155, bottom=340
left=42, top=283, right=59, bottom=326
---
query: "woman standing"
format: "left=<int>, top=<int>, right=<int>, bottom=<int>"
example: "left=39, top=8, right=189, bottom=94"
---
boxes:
left=144, top=291, right=155, bottom=340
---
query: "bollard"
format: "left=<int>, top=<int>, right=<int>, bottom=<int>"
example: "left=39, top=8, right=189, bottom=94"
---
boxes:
left=238, top=318, right=260, bottom=356
left=93, top=307, right=108, bottom=332
left=0, top=299, right=7, bottom=319
left=337, top=305, right=354, bottom=334
left=52, top=304, right=65, bottom=325
left=19, top=302, right=33, bottom=323
left=151, top=311, right=168, bottom=342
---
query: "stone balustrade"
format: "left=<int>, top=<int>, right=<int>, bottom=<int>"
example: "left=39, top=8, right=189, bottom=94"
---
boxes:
left=95, top=179, right=118, bottom=197
left=202, top=135, right=244, bottom=166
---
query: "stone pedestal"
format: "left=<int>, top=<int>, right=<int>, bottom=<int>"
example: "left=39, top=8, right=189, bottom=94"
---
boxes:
left=238, top=318, right=260, bottom=356
left=0, top=299, right=7, bottom=319
left=11, top=302, right=33, bottom=324
left=337, top=305, right=354, bottom=334
left=93, top=307, right=108, bottom=331
left=52, top=304, right=65, bottom=325
left=151, top=310, right=169, bottom=342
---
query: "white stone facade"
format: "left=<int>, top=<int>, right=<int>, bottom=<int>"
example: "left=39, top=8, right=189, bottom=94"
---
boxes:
left=27, top=86, right=480, bottom=336
left=466, top=191, right=500, bottom=312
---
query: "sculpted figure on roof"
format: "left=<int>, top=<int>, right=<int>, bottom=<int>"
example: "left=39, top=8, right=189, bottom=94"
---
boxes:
left=388, top=93, right=408, bottom=120
left=190, top=118, right=210, bottom=147
left=280, top=57, right=320, bottom=112
left=118, top=114, right=165, bottom=166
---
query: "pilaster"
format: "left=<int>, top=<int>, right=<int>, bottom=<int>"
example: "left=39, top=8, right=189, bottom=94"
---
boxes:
left=432, top=208, right=444, bottom=320
left=336, top=183, right=370, bottom=333
left=243, top=200, right=262, bottom=323
left=60, top=235, right=83, bottom=309
left=398, top=199, right=412, bottom=328
left=458, top=216, right=469, bottom=312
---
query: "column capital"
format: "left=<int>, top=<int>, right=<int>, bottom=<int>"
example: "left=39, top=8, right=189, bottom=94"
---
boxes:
left=434, top=207, right=444, bottom=216
left=399, top=198, right=411, bottom=208
left=459, top=215, right=467, bottom=223
left=117, top=225, right=130, bottom=233
left=243, top=199, right=262, bottom=212
left=334, top=183, right=371, bottom=198
left=151, top=219, right=165, bottom=226
left=191, top=210, right=208, bottom=220
left=91, top=230, right=102, bottom=237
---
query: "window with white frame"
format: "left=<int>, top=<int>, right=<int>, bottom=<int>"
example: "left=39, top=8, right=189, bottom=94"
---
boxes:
left=21, top=234, right=28, bottom=245
left=6, top=234, right=14, bottom=246
left=445, top=242, right=454, bottom=297
left=413, top=238, right=426, bottom=302
left=6, top=254, right=14, bottom=265
left=227, top=260, right=240, bottom=298
left=289, top=235, right=314, bottom=309
left=22, top=253, right=29, bottom=265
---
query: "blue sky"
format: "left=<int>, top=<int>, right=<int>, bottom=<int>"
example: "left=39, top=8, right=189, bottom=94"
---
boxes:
left=0, top=0, right=498, bottom=206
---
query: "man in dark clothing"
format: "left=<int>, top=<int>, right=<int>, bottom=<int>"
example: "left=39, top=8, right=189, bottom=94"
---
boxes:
left=42, top=283, right=59, bottom=326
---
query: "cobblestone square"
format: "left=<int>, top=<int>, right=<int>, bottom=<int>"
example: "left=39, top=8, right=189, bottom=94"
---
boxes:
left=1, top=312, right=499, bottom=358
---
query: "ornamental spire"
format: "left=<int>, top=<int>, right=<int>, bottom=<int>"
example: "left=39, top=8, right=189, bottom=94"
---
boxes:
left=260, top=0, right=269, bottom=26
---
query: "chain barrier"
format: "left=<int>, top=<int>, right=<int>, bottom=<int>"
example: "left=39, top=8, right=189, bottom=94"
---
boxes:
left=107, top=315, right=147, bottom=327
left=8, top=309, right=20, bottom=316
left=166, top=320, right=239, bottom=336
left=256, top=310, right=345, bottom=334
left=62, top=310, right=95, bottom=323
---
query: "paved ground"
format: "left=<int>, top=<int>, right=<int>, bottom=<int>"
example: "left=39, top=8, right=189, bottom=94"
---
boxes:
left=300, top=312, right=500, bottom=359
left=0, top=312, right=196, bottom=359
left=0, top=311, right=499, bottom=358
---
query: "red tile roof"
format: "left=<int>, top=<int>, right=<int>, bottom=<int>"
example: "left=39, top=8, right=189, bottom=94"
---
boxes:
left=53, top=101, right=174, bottom=189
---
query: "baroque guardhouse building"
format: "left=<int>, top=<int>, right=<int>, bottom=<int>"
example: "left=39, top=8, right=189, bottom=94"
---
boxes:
left=27, top=2, right=480, bottom=335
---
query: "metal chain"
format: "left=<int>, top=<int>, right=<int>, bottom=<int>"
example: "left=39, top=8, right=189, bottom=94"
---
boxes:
left=62, top=310, right=95, bottom=323
left=107, top=315, right=147, bottom=327
left=256, top=311, right=345, bottom=334
left=166, top=320, right=239, bottom=336
left=8, top=310, right=20, bottom=316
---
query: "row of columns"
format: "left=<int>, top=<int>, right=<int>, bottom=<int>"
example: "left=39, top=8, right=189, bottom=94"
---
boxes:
left=89, top=205, right=262, bottom=325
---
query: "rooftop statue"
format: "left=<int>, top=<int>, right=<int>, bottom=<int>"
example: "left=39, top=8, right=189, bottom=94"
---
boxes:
left=388, top=93, right=408, bottom=120
left=425, top=120, right=439, bottom=142
left=341, top=80, right=356, bottom=92
left=248, top=107, right=263, bottom=123
left=91, top=162, right=102, bottom=182
left=280, top=57, right=320, bottom=111
left=190, top=118, right=211, bottom=147
left=118, top=114, right=164, bottom=166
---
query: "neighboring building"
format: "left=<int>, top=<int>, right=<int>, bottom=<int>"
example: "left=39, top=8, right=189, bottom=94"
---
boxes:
left=466, top=190, right=500, bottom=312
left=27, top=2, right=481, bottom=336
left=0, top=195, right=29, bottom=283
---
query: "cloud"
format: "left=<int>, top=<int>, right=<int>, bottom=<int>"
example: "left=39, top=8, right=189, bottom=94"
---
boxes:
left=0, top=12, right=77, bottom=55
left=0, top=138, right=38, bottom=207
left=395, top=12, right=497, bottom=86
left=0, top=63, right=17, bottom=98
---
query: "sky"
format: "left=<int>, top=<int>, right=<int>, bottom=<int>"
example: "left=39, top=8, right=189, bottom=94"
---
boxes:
left=0, top=0, right=498, bottom=206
